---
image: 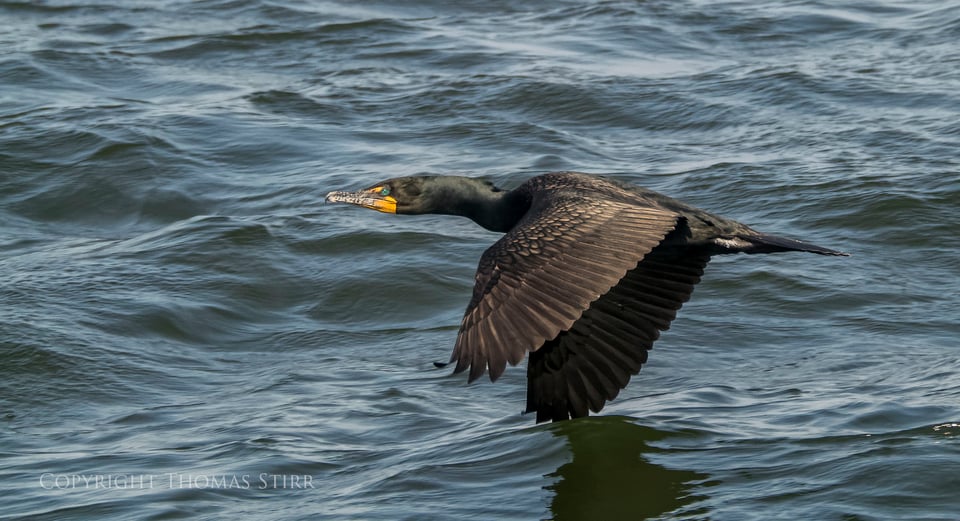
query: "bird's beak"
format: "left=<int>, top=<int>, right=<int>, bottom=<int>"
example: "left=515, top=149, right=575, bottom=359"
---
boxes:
left=325, top=187, right=397, bottom=214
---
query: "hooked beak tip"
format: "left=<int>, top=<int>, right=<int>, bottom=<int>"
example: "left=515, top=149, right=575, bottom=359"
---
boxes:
left=325, top=191, right=350, bottom=204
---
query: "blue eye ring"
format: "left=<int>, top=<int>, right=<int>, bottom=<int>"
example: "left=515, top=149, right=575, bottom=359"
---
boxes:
left=380, top=187, right=390, bottom=196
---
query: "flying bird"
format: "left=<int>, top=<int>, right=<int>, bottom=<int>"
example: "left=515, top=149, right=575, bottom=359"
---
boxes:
left=326, top=172, right=847, bottom=422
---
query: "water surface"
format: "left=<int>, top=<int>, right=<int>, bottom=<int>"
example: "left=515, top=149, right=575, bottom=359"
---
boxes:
left=2, top=1, right=959, bottom=519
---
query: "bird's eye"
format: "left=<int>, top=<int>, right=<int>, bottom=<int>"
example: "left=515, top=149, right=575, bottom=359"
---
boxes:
left=380, top=187, right=391, bottom=196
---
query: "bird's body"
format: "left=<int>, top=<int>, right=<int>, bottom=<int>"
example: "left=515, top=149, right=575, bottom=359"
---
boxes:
left=326, top=172, right=846, bottom=422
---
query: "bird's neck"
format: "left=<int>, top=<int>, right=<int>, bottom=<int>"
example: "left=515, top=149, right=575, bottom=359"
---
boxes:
left=435, top=185, right=530, bottom=234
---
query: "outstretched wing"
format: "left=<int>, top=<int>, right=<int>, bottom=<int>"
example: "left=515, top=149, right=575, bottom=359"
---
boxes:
left=525, top=244, right=711, bottom=422
left=450, top=188, right=681, bottom=382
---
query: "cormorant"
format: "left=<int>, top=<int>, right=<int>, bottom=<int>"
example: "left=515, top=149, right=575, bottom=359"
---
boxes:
left=325, top=172, right=847, bottom=422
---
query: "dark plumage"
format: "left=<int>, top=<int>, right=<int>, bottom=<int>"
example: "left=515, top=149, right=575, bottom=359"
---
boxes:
left=326, top=172, right=847, bottom=422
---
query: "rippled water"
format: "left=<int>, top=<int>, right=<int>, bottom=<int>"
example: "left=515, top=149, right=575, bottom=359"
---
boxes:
left=2, top=1, right=959, bottom=519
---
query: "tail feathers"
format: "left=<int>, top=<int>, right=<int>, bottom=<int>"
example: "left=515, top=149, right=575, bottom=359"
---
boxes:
left=720, top=233, right=849, bottom=256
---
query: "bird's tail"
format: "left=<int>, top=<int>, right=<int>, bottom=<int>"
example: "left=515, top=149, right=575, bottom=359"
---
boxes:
left=740, top=232, right=849, bottom=256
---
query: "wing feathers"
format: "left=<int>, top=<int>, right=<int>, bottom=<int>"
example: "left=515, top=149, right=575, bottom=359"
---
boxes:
left=525, top=248, right=711, bottom=422
left=452, top=175, right=710, bottom=425
left=452, top=191, right=681, bottom=382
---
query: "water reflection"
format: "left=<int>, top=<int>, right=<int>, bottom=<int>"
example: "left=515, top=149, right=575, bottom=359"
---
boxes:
left=544, top=416, right=707, bottom=520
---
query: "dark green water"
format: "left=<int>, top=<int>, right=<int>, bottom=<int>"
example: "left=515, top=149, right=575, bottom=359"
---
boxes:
left=2, top=1, right=959, bottom=519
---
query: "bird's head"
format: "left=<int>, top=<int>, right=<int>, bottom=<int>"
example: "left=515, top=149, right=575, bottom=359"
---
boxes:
left=326, top=176, right=442, bottom=215
left=325, top=176, right=503, bottom=216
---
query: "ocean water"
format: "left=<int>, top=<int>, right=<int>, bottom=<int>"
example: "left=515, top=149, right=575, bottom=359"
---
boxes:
left=2, top=0, right=959, bottom=519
